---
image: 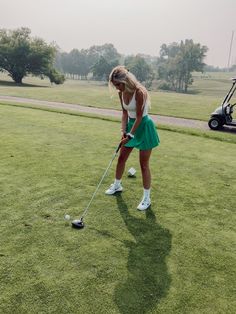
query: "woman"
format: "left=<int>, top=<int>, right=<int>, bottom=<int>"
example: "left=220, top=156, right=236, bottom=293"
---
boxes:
left=105, top=66, right=160, bottom=210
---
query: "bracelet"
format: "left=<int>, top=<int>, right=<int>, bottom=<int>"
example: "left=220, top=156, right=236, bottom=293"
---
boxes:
left=127, top=132, right=134, bottom=139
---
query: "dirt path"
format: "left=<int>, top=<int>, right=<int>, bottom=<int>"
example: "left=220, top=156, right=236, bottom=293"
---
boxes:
left=0, top=95, right=208, bottom=128
left=1, top=95, right=235, bottom=134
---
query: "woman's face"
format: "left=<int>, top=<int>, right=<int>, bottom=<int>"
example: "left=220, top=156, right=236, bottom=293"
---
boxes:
left=112, top=80, right=125, bottom=92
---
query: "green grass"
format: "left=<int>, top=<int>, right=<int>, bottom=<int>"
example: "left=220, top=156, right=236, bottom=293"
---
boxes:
left=1, top=72, right=236, bottom=121
left=1, top=101, right=236, bottom=145
left=0, top=104, right=235, bottom=313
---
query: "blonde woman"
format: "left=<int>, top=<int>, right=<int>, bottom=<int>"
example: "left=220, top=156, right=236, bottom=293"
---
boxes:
left=105, top=66, right=160, bottom=210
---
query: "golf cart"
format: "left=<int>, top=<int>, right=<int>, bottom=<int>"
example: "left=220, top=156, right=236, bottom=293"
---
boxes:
left=208, top=77, right=236, bottom=130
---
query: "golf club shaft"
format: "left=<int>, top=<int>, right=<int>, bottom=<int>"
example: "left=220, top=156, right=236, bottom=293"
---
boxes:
left=80, top=143, right=121, bottom=219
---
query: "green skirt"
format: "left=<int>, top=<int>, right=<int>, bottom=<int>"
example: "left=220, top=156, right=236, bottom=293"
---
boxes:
left=125, top=115, right=160, bottom=150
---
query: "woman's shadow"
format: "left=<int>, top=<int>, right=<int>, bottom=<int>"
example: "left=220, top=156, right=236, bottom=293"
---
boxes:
left=114, top=194, right=172, bottom=314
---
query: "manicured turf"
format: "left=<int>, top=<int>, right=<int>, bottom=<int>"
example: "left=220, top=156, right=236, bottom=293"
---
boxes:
left=0, top=105, right=235, bottom=313
left=1, top=72, right=236, bottom=121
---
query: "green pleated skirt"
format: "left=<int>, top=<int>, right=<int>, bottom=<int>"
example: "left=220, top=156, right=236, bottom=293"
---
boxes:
left=125, top=115, right=160, bottom=150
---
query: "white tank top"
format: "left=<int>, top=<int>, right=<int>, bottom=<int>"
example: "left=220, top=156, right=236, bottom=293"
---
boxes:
left=122, top=91, right=148, bottom=118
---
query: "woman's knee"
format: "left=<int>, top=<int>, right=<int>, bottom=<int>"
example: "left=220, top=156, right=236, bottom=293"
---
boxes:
left=118, top=147, right=133, bottom=165
left=118, top=153, right=128, bottom=165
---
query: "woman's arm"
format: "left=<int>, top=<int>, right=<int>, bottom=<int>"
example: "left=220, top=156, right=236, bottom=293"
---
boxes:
left=129, top=88, right=145, bottom=136
left=118, top=92, right=128, bottom=136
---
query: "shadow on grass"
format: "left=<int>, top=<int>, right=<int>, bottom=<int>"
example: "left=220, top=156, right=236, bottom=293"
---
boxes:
left=218, top=125, right=236, bottom=134
left=185, top=89, right=201, bottom=95
left=206, top=122, right=236, bottom=135
left=0, top=80, right=49, bottom=88
left=114, top=194, right=172, bottom=314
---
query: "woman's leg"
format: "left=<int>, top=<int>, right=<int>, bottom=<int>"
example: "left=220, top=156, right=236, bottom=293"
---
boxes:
left=105, top=146, right=133, bottom=195
left=137, top=149, right=152, bottom=210
left=139, top=149, right=152, bottom=189
left=116, top=146, right=133, bottom=180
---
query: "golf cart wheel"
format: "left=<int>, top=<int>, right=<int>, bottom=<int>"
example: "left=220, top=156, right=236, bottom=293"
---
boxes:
left=208, top=118, right=222, bottom=130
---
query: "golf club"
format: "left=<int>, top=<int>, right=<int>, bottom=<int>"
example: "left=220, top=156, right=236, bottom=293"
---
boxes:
left=71, top=142, right=122, bottom=229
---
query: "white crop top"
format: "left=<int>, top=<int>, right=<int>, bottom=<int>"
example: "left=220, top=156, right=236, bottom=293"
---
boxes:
left=122, top=92, right=148, bottom=118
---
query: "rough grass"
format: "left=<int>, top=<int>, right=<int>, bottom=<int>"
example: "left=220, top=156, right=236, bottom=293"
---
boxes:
left=0, top=105, right=235, bottom=314
left=1, top=72, right=236, bottom=121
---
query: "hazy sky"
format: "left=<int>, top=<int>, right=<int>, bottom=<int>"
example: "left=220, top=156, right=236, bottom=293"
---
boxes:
left=1, top=0, right=236, bottom=67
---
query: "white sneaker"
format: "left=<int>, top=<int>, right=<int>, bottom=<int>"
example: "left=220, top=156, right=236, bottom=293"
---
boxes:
left=137, top=197, right=151, bottom=211
left=105, top=183, right=123, bottom=195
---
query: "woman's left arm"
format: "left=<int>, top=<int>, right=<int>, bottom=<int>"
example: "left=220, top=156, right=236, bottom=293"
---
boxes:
left=129, top=89, right=145, bottom=135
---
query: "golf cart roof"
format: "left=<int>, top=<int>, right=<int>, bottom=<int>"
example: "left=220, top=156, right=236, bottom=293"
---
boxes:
left=232, top=77, right=236, bottom=82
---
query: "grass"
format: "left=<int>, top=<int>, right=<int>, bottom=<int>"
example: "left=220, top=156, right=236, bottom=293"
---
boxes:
left=0, top=104, right=235, bottom=313
left=1, top=101, right=236, bottom=145
left=1, top=72, right=236, bottom=121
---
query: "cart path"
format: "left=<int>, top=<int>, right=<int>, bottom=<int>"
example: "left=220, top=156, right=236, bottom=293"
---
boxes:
left=0, top=95, right=209, bottom=129
left=0, top=95, right=235, bottom=133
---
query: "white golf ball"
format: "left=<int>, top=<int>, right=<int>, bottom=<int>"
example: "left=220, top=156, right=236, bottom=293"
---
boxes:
left=64, top=214, right=71, bottom=221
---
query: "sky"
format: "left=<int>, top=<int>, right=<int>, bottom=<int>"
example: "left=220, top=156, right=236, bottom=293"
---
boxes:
left=1, top=0, right=236, bottom=68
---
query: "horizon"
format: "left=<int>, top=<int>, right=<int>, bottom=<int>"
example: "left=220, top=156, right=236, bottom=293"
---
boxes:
left=1, top=0, right=236, bottom=68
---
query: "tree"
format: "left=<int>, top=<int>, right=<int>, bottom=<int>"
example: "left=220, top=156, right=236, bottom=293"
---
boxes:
left=124, top=55, right=153, bottom=86
left=57, top=43, right=120, bottom=80
left=0, top=27, right=65, bottom=84
left=158, top=40, right=208, bottom=92
left=77, top=49, right=90, bottom=78
left=86, top=43, right=120, bottom=66
left=91, top=56, right=119, bottom=80
left=88, top=43, right=120, bottom=80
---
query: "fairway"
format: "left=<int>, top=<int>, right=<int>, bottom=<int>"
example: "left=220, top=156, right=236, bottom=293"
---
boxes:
left=0, top=104, right=235, bottom=314
left=1, top=72, right=236, bottom=121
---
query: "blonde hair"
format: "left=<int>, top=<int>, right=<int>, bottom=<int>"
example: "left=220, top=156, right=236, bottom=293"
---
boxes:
left=109, top=65, right=150, bottom=108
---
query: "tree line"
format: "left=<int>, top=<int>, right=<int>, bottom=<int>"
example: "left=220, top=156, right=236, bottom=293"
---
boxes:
left=0, top=27, right=220, bottom=93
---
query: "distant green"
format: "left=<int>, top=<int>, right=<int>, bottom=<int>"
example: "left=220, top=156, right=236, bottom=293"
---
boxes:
left=0, top=104, right=235, bottom=314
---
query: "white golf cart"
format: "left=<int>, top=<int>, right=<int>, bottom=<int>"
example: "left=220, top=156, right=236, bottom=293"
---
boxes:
left=208, top=77, right=236, bottom=130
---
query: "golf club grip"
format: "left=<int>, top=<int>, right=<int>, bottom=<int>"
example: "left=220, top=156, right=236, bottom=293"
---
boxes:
left=115, top=142, right=122, bottom=154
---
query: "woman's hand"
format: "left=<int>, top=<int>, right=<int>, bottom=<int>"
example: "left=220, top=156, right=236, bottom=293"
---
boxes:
left=120, top=136, right=130, bottom=146
left=120, top=132, right=129, bottom=146
left=121, top=132, right=127, bottom=140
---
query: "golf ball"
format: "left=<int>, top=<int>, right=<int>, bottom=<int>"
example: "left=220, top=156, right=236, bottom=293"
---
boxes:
left=64, top=214, right=71, bottom=221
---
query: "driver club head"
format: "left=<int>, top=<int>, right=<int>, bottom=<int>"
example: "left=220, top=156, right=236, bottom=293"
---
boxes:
left=71, top=219, right=84, bottom=229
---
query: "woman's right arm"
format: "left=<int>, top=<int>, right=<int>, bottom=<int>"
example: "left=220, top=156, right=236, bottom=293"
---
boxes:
left=121, top=110, right=128, bottom=137
left=118, top=92, right=128, bottom=137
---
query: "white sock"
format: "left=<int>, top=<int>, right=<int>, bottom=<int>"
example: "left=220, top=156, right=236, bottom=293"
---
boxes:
left=114, top=179, right=121, bottom=187
left=143, top=188, right=151, bottom=199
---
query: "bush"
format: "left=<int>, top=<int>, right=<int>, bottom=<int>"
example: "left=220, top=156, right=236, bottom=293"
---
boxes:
left=47, top=68, right=65, bottom=85
left=157, top=80, right=172, bottom=91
